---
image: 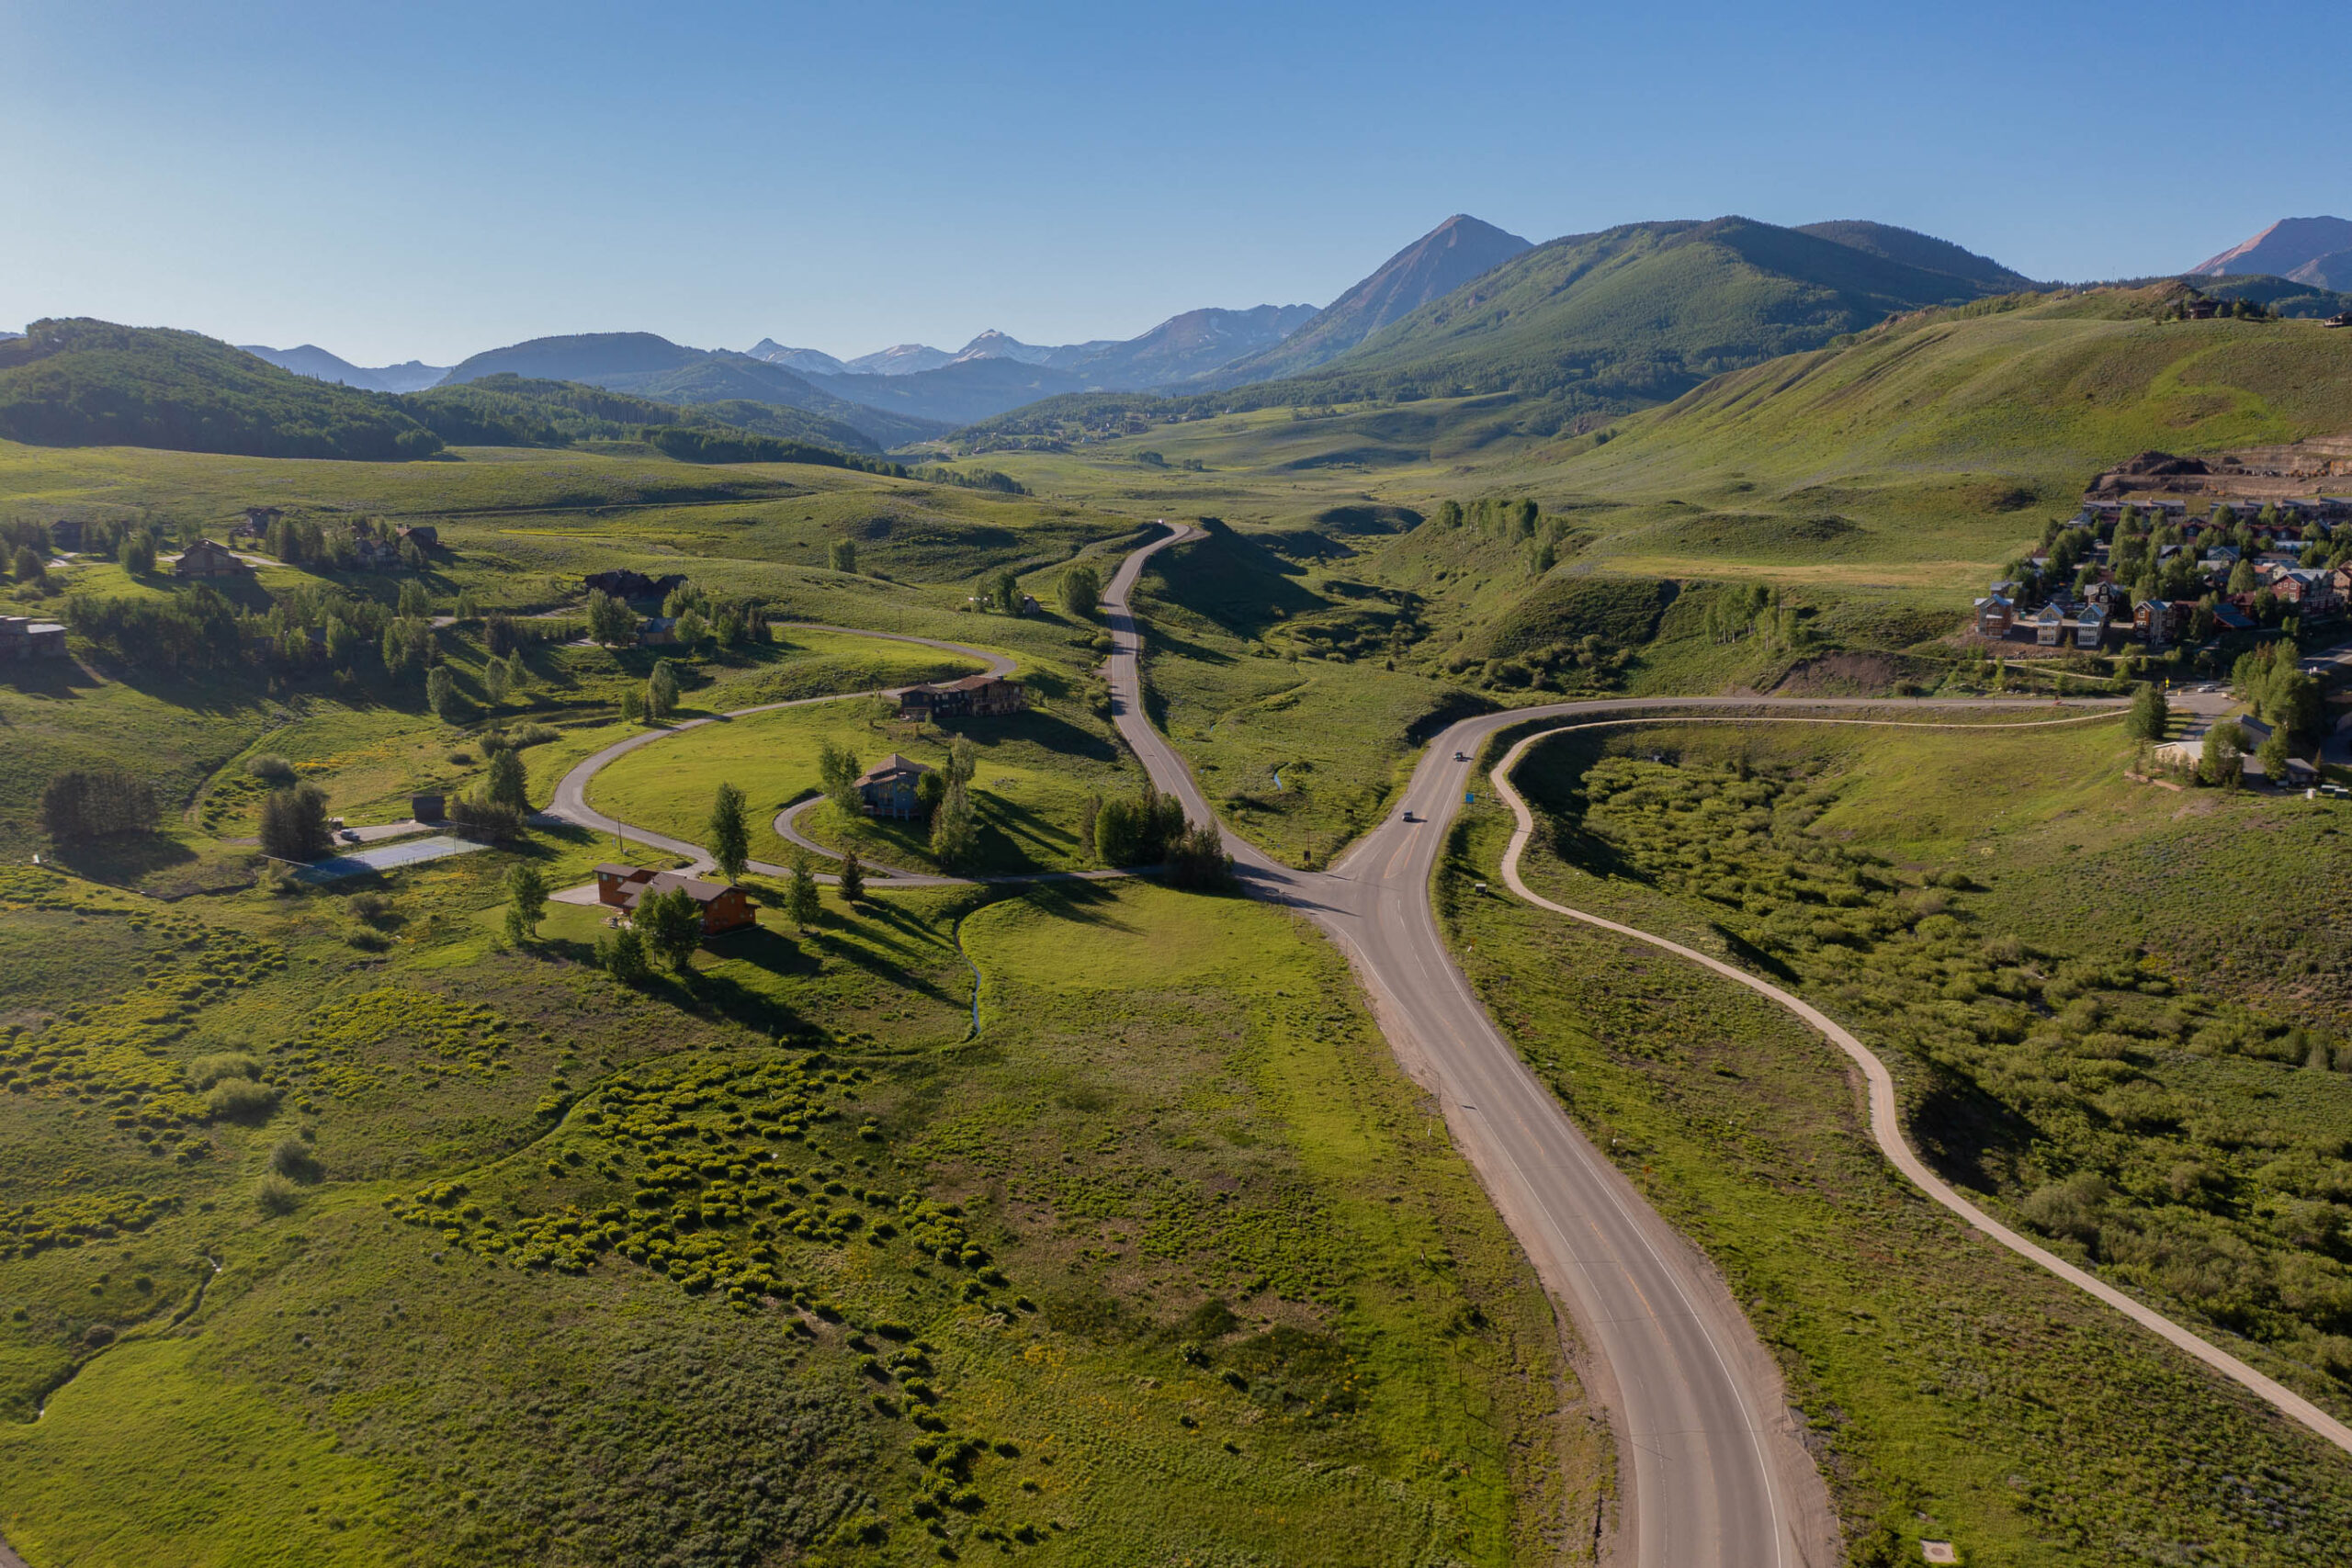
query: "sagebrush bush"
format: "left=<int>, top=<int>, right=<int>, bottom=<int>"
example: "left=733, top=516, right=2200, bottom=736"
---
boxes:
left=207, top=1077, right=280, bottom=1124
left=255, top=1176, right=302, bottom=1216
left=269, top=1136, right=325, bottom=1184
left=244, top=754, right=296, bottom=785
left=188, top=1052, right=260, bottom=1089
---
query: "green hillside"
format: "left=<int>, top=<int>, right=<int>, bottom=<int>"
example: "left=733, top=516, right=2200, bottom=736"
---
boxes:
left=0, top=320, right=442, bottom=461
left=1314, top=217, right=2013, bottom=399
left=403, top=374, right=884, bottom=455
left=1793, top=220, right=2036, bottom=291
left=953, top=217, right=2033, bottom=446
left=1530, top=285, right=2352, bottom=579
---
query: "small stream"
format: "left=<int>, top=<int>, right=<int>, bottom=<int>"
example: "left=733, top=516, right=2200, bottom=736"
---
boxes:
left=35, top=1254, right=221, bottom=1420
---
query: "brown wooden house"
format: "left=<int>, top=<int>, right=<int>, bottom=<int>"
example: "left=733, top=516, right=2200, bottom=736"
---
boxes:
left=173, top=538, right=254, bottom=579
left=897, top=674, right=1026, bottom=723
left=594, top=863, right=755, bottom=935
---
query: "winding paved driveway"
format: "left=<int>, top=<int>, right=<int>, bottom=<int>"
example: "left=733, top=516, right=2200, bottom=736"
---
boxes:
left=544, top=622, right=1125, bottom=888
left=545, top=623, right=1012, bottom=885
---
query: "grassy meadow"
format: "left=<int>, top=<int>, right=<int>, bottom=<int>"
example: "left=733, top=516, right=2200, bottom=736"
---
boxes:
left=0, top=853, right=1592, bottom=1567
left=1442, top=714, right=2352, bottom=1563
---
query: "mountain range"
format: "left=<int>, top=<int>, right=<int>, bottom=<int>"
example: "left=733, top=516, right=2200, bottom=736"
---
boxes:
left=41, top=209, right=2348, bottom=468
left=2191, top=216, right=2352, bottom=291
left=1200, top=215, right=1534, bottom=387
left=239, top=344, right=451, bottom=394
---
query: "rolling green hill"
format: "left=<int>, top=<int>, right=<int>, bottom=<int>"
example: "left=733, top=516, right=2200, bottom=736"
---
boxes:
left=1792, top=220, right=2036, bottom=291
left=955, top=217, right=2039, bottom=447
left=1523, top=285, right=2352, bottom=577
left=0, top=320, right=443, bottom=461
left=402, top=374, right=884, bottom=454
left=1308, top=216, right=2019, bottom=400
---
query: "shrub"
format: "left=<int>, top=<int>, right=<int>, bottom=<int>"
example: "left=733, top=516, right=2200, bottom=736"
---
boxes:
left=268, top=1136, right=325, bottom=1184
left=207, top=1077, right=281, bottom=1124
left=447, top=792, right=525, bottom=843
left=597, top=925, right=651, bottom=985
left=244, top=753, right=297, bottom=785
left=39, top=769, right=160, bottom=841
left=188, top=1052, right=260, bottom=1089
left=255, top=1176, right=303, bottom=1216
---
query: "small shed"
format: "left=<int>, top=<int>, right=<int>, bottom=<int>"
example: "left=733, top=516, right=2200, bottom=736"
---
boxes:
left=412, top=792, right=447, bottom=822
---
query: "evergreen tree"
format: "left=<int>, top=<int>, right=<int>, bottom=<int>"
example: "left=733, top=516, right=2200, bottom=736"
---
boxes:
left=620, top=687, right=645, bottom=724
left=837, top=850, right=865, bottom=904
left=786, top=854, right=821, bottom=930
left=708, top=782, right=749, bottom=881
left=2124, top=682, right=2169, bottom=742
left=119, top=527, right=156, bottom=574
left=482, top=657, right=509, bottom=705
left=503, top=862, right=548, bottom=943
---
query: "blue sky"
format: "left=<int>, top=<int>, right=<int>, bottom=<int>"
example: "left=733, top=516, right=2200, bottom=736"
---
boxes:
left=6, top=0, right=2346, bottom=365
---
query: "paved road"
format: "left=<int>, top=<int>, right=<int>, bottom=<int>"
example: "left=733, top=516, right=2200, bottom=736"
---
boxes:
left=1487, top=717, right=2352, bottom=1463
left=1099, top=522, right=2267, bottom=1567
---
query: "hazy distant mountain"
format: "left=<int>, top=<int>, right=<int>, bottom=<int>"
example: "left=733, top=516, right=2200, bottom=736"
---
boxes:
left=1203, top=215, right=1532, bottom=387
left=439, top=333, right=946, bottom=447
left=949, top=329, right=1117, bottom=371
left=747, top=338, right=851, bottom=377
left=845, top=343, right=956, bottom=377
left=802, top=357, right=1094, bottom=427
left=761, top=308, right=1319, bottom=423
left=242, top=343, right=450, bottom=393
left=1073, top=304, right=1317, bottom=386
left=2191, top=216, right=2352, bottom=292
left=1794, top=220, right=2034, bottom=291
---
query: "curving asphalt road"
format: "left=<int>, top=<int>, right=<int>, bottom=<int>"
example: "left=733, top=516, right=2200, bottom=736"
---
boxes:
left=1099, top=521, right=2312, bottom=1565
left=1486, top=716, right=2352, bottom=1462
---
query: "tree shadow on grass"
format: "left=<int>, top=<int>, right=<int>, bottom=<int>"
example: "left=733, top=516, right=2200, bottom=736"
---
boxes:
left=1909, top=1071, right=2044, bottom=1196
